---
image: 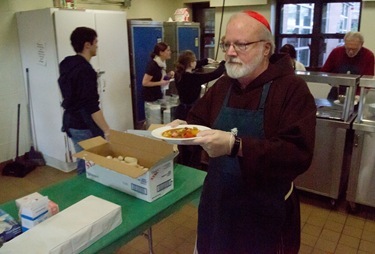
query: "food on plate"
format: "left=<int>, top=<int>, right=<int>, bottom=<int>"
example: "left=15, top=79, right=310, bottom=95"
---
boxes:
left=162, top=127, right=200, bottom=138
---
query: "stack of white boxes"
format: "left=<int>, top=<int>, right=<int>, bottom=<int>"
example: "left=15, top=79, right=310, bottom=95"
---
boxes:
left=16, top=192, right=58, bottom=232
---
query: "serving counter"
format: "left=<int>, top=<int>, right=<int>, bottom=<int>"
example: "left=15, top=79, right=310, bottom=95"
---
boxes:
left=346, top=75, right=375, bottom=211
left=294, top=71, right=359, bottom=205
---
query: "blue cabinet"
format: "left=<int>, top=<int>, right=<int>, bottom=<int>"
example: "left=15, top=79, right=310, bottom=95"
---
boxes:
left=128, top=20, right=163, bottom=128
left=163, top=22, right=200, bottom=70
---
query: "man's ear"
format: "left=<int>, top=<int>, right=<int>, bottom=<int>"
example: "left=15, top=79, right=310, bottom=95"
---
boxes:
left=83, top=41, right=91, bottom=49
left=263, top=42, right=272, bottom=56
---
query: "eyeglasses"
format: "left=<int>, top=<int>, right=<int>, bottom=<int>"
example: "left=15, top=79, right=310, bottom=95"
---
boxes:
left=219, top=40, right=265, bottom=52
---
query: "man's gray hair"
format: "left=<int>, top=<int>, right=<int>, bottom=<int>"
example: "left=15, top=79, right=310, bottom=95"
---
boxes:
left=259, top=25, right=275, bottom=55
left=344, top=31, right=364, bottom=44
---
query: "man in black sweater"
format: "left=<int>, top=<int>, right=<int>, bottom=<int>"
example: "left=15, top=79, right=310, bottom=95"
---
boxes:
left=58, top=27, right=110, bottom=175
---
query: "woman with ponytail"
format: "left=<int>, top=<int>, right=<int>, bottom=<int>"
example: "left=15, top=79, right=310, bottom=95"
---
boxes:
left=174, top=50, right=225, bottom=120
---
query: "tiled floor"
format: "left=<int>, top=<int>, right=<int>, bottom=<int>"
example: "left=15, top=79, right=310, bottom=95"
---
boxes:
left=1, top=164, right=375, bottom=254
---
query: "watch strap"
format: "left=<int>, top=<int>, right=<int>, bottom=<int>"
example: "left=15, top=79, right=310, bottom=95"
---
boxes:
left=230, top=135, right=241, bottom=157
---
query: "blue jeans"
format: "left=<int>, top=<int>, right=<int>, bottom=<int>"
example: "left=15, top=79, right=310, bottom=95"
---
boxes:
left=69, top=128, right=94, bottom=175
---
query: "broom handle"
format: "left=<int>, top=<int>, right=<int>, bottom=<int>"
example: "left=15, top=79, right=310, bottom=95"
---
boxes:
left=26, top=68, right=38, bottom=149
left=16, top=104, right=20, bottom=158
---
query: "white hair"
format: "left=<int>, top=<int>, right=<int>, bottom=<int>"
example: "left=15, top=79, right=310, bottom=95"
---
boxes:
left=344, top=31, right=364, bottom=44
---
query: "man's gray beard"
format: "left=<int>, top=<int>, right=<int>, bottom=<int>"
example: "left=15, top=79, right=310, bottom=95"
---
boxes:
left=226, top=63, right=250, bottom=78
left=225, top=56, right=260, bottom=79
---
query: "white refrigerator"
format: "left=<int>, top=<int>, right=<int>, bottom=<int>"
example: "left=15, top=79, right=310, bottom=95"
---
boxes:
left=16, top=8, right=134, bottom=172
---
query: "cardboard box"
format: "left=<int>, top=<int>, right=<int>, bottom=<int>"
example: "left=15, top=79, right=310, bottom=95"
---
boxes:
left=75, top=130, right=178, bottom=202
left=15, top=192, right=44, bottom=209
left=20, top=196, right=49, bottom=232
left=1, top=195, right=121, bottom=254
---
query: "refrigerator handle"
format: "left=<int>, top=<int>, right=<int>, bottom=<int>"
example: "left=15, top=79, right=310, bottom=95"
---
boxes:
left=97, top=70, right=106, bottom=93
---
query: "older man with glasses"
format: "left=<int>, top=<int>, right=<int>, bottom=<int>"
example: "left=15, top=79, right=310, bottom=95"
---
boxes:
left=322, top=31, right=374, bottom=100
left=170, top=10, right=316, bottom=253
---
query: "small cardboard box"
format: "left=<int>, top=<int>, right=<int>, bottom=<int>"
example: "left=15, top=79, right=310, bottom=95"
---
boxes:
left=74, top=130, right=178, bottom=202
left=20, top=196, right=49, bottom=232
left=16, top=192, right=60, bottom=232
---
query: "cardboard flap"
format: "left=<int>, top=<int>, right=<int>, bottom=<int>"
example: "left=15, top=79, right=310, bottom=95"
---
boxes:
left=78, top=136, right=107, bottom=150
left=109, top=130, right=174, bottom=156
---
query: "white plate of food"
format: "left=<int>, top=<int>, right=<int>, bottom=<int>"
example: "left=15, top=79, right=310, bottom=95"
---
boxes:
left=151, top=124, right=211, bottom=145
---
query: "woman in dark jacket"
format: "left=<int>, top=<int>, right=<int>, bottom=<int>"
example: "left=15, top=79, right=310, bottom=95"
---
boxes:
left=174, top=50, right=226, bottom=120
left=174, top=50, right=225, bottom=168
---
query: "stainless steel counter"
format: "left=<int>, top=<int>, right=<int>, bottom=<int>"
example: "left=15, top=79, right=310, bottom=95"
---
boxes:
left=296, top=71, right=359, bottom=122
left=294, top=117, right=355, bottom=205
left=294, top=71, right=359, bottom=205
left=346, top=75, right=375, bottom=211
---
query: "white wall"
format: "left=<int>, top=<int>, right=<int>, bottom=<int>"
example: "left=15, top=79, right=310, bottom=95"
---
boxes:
left=0, top=0, right=54, bottom=163
left=1, top=0, right=374, bottom=164
left=361, top=1, right=375, bottom=55
left=75, top=0, right=183, bottom=21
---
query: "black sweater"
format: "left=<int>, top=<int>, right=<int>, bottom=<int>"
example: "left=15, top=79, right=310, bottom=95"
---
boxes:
left=176, top=60, right=226, bottom=105
left=58, top=55, right=100, bottom=129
